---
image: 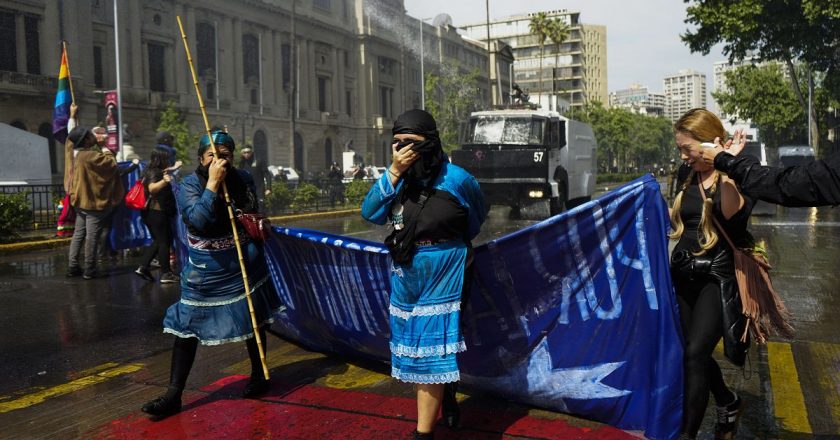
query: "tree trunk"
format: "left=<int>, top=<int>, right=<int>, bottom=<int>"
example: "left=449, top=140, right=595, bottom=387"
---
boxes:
left=784, top=54, right=820, bottom=154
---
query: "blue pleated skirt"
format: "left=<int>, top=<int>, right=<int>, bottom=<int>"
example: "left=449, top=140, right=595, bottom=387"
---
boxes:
left=163, top=235, right=284, bottom=345
left=389, top=240, right=468, bottom=384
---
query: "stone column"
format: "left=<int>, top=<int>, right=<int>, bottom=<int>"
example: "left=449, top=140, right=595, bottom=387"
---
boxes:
left=128, top=0, right=143, bottom=89
left=233, top=19, right=245, bottom=102
left=41, top=0, right=61, bottom=75
left=332, top=47, right=340, bottom=113
left=15, top=13, right=27, bottom=73
left=262, top=28, right=275, bottom=107
left=219, top=17, right=235, bottom=105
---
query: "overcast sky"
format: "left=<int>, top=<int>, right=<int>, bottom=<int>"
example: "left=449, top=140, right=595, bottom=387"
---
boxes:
left=404, top=0, right=727, bottom=102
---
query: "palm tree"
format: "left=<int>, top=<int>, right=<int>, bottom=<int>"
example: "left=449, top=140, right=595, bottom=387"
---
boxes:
left=528, top=12, right=550, bottom=106
left=547, top=18, right=570, bottom=110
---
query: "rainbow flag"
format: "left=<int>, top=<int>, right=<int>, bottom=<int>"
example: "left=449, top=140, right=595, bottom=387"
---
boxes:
left=52, top=47, right=72, bottom=144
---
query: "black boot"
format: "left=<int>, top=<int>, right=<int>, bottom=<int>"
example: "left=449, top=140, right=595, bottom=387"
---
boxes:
left=441, top=382, right=460, bottom=429
left=141, top=337, right=197, bottom=419
left=413, top=430, right=433, bottom=440
left=141, top=387, right=182, bottom=418
left=243, top=328, right=270, bottom=399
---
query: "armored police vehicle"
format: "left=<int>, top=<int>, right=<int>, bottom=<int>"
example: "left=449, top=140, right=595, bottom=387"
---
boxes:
left=451, top=109, right=597, bottom=218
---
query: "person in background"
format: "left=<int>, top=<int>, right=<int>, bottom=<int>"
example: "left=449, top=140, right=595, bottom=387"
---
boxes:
left=141, top=131, right=283, bottom=419
left=135, top=148, right=181, bottom=284
left=238, top=145, right=272, bottom=206
left=361, top=109, right=487, bottom=439
left=669, top=109, right=751, bottom=440
left=155, top=131, right=178, bottom=167
left=701, top=132, right=840, bottom=207
left=66, top=126, right=136, bottom=279
left=327, top=162, right=345, bottom=205
left=58, top=103, right=80, bottom=238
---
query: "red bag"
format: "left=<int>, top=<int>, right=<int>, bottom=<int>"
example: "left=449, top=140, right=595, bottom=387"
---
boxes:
left=236, top=211, right=272, bottom=241
left=125, top=180, right=147, bottom=210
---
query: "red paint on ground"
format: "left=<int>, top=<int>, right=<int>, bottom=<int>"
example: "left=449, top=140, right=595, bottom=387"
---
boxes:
left=90, top=376, right=636, bottom=439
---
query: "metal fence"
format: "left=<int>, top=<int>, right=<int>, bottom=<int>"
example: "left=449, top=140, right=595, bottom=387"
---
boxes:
left=0, top=184, right=65, bottom=231
left=1, top=179, right=373, bottom=232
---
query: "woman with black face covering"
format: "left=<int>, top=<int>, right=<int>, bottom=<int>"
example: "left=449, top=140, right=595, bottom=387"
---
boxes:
left=141, top=131, right=283, bottom=419
left=362, top=110, right=488, bottom=439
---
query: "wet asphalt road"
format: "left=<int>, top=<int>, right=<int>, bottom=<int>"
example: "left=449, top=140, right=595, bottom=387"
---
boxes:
left=1, top=200, right=840, bottom=438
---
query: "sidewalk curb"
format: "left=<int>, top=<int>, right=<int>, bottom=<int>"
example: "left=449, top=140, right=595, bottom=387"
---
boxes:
left=0, top=209, right=362, bottom=254
left=0, top=237, right=72, bottom=253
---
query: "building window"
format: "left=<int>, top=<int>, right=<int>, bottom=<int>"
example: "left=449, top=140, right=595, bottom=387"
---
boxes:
left=342, top=0, right=348, bottom=19
left=378, top=57, right=395, bottom=76
left=93, top=46, right=103, bottom=87
left=380, top=86, right=392, bottom=118
left=281, top=43, right=291, bottom=92
left=345, top=89, right=351, bottom=116
left=318, top=76, right=328, bottom=111
left=0, top=12, right=17, bottom=71
left=314, top=0, right=331, bottom=10
left=324, top=138, right=333, bottom=164
left=242, top=34, right=259, bottom=84
left=196, top=22, right=216, bottom=77
left=24, top=16, right=40, bottom=74
left=148, top=43, right=166, bottom=92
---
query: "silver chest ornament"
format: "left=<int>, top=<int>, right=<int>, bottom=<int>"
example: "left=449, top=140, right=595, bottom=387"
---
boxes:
left=391, top=203, right=405, bottom=230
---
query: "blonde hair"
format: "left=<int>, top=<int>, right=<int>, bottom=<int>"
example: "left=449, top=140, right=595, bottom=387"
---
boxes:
left=669, top=108, right=727, bottom=255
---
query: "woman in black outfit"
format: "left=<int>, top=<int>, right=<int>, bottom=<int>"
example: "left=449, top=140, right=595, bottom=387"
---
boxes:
left=135, top=148, right=179, bottom=284
left=669, top=108, right=752, bottom=440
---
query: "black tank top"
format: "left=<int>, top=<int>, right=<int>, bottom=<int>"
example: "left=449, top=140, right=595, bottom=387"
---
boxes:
left=673, top=174, right=754, bottom=257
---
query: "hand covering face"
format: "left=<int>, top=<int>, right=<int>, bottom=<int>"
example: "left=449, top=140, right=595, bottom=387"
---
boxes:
left=392, top=109, right=445, bottom=182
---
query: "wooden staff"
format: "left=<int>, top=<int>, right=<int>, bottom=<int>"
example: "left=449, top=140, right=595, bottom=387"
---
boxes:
left=62, top=41, right=76, bottom=104
left=176, top=16, right=269, bottom=380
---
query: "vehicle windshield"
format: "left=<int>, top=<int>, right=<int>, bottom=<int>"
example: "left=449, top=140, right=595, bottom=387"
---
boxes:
left=465, top=117, right=545, bottom=146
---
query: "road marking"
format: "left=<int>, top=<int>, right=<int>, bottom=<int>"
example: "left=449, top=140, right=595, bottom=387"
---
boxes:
left=767, top=341, right=812, bottom=434
left=0, top=363, right=143, bottom=414
left=804, top=341, right=840, bottom=431
left=324, top=364, right=389, bottom=389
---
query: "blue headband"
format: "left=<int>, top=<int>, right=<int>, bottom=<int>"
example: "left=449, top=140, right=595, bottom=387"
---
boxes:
left=198, top=131, right=236, bottom=155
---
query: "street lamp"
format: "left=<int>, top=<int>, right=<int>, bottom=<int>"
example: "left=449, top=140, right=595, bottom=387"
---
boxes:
left=419, top=17, right=434, bottom=110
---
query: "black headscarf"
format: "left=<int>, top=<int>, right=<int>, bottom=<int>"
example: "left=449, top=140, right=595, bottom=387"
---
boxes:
left=392, top=109, right=445, bottom=182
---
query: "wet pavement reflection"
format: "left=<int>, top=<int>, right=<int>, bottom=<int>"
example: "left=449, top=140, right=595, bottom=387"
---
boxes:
left=1, top=201, right=839, bottom=437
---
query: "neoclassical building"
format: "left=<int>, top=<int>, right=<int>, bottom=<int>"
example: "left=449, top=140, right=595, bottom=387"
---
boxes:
left=0, top=0, right=508, bottom=183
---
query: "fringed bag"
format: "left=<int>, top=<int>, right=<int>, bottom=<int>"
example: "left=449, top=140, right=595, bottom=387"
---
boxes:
left=701, top=183, right=795, bottom=343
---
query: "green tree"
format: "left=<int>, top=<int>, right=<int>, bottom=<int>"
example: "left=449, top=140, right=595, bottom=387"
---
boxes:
left=547, top=18, right=570, bottom=109
left=682, top=0, right=840, bottom=154
left=156, top=100, right=198, bottom=164
left=529, top=12, right=551, bottom=105
left=291, top=183, right=320, bottom=210
left=344, top=180, right=373, bottom=206
left=424, top=62, right=483, bottom=152
left=0, top=192, right=31, bottom=240
left=713, top=64, right=806, bottom=147
left=568, top=102, right=676, bottom=173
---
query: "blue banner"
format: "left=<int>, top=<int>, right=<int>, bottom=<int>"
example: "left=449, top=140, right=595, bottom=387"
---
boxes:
left=109, top=162, right=152, bottom=250
left=266, top=174, right=683, bottom=439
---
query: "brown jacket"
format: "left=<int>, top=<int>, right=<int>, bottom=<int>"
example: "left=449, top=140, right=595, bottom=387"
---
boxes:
left=70, top=146, right=124, bottom=211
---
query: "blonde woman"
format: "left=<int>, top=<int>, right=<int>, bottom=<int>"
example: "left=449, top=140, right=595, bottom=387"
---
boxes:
left=669, top=108, right=752, bottom=440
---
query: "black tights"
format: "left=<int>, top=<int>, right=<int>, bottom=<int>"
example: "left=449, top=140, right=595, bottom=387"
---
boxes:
left=675, top=275, right=737, bottom=437
left=140, top=210, right=173, bottom=272
left=164, top=327, right=268, bottom=399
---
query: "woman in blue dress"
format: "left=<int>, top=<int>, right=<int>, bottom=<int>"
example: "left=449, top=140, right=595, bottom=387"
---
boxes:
left=362, top=109, right=487, bottom=439
left=141, top=131, right=283, bottom=419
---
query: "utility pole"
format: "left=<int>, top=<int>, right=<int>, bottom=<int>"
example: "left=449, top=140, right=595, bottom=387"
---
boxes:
left=113, top=0, right=123, bottom=157
left=289, top=0, right=297, bottom=168
left=485, top=0, right=493, bottom=107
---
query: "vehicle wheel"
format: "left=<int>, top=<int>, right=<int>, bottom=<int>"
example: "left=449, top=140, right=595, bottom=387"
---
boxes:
left=550, top=187, right=566, bottom=216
